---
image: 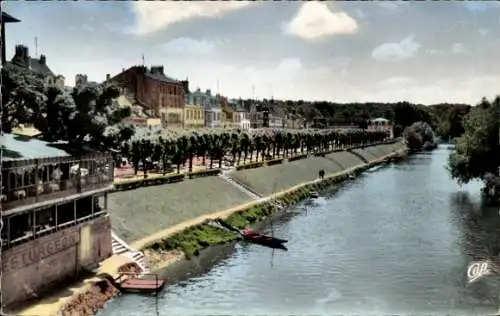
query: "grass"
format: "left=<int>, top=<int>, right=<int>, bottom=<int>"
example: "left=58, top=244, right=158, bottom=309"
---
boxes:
left=147, top=202, right=277, bottom=257
left=108, top=176, right=253, bottom=243
left=228, top=142, right=407, bottom=197
left=228, top=156, right=347, bottom=196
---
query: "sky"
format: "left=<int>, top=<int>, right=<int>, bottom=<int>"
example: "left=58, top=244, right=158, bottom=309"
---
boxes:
left=3, top=1, right=500, bottom=105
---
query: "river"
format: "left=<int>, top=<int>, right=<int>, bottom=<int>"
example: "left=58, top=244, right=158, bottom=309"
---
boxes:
left=99, top=146, right=500, bottom=315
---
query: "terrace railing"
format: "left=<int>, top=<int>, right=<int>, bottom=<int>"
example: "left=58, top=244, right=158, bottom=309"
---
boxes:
left=1, top=153, right=114, bottom=212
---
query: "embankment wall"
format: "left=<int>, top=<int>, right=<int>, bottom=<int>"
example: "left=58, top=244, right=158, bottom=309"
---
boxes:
left=108, top=177, right=253, bottom=243
left=2, top=215, right=112, bottom=309
left=229, top=141, right=407, bottom=196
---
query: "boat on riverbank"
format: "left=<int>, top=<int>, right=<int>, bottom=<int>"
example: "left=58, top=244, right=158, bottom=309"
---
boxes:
left=99, top=273, right=167, bottom=295
left=241, top=228, right=288, bottom=250
left=214, top=219, right=288, bottom=251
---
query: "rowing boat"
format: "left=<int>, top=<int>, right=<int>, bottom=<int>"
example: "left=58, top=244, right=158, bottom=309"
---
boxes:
left=215, top=219, right=288, bottom=251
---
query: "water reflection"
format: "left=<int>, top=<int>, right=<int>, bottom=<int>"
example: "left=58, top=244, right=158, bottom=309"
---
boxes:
left=99, top=147, right=500, bottom=316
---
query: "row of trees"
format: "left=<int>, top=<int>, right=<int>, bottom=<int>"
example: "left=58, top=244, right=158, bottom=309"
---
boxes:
left=121, top=128, right=390, bottom=176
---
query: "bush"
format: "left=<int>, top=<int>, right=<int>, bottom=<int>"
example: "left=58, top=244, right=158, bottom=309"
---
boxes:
left=235, top=161, right=265, bottom=171
left=114, top=173, right=186, bottom=191
left=188, top=168, right=221, bottom=179
left=288, top=154, right=308, bottom=162
left=266, top=158, right=284, bottom=166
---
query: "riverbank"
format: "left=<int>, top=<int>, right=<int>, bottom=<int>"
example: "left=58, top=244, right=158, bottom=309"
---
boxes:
left=15, top=141, right=407, bottom=316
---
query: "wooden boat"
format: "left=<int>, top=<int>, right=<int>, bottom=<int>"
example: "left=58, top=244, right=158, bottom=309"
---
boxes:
left=242, top=228, right=288, bottom=250
left=119, top=278, right=166, bottom=294
left=215, top=219, right=288, bottom=251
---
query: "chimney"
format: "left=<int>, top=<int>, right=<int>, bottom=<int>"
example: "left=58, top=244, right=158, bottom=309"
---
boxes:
left=158, top=66, right=164, bottom=75
left=181, top=80, right=189, bottom=94
left=39, top=54, right=46, bottom=65
left=106, top=74, right=111, bottom=81
left=13, top=45, right=30, bottom=68
left=206, top=89, right=211, bottom=96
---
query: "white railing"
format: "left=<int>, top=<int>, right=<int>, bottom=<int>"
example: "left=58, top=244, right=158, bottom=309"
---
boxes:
left=111, top=231, right=151, bottom=276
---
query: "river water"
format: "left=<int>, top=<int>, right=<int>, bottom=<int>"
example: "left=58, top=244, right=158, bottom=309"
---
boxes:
left=99, top=146, right=500, bottom=315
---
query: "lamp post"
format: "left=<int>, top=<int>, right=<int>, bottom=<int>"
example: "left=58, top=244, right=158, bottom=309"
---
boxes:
left=1, top=11, right=21, bottom=65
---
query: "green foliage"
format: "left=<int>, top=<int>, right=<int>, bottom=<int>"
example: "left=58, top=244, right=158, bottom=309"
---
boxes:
left=404, top=121, right=436, bottom=151
left=431, top=104, right=471, bottom=140
left=153, top=202, right=276, bottom=257
left=1, top=64, right=46, bottom=132
left=1, top=64, right=134, bottom=151
left=448, top=97, right=500, bottom=185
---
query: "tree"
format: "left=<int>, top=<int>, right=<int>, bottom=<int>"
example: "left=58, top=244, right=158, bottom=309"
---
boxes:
left=1, top=64, right=46, bottom=132
left=448, top=96, right=500, bottom=185
left=403, top=121, right=436, bottom=151
left=2, top=64, right=133, bottom=152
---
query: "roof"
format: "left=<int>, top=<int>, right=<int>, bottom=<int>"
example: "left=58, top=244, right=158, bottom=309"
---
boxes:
left=28, top=58, right=55, bottom=77
left=145, top=72, right=181, bottom=85
left=1, top=133, right=71, bottom=161
left=2, top=12, right=21, bottom=23
left=189, top=89, right=211, bottom=98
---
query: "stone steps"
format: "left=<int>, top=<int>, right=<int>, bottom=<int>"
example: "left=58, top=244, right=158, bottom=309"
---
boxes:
left=111, top=231, right=151, bottom=276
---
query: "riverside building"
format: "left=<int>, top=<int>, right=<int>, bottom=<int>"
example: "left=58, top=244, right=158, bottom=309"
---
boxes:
left=1, top=134, right=114, bottom=309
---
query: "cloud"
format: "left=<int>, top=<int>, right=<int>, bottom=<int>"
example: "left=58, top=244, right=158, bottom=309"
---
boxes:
left=378, top=76, right=416, bottom=88
left=348, top=75, right=500, bottom=104
left=377, top=2, right=406, bottom=10
left=451, top=42, right=466, bottom=54
left=426, top=49, right=445, bottom=55
left=284, top=2, right=358, bottom=40
left=129, top=2, right=253, bottom=35
left=479, top=29, right=489, bottom=37
left=371, top=35, right=421, bottom=62
left=163, top=37, right=217, bottom=55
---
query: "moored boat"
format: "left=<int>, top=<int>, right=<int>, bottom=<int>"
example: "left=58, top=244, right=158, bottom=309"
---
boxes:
left=214, top=219, right=288, bottom=251
left=119, top=278, right=166, bottom=294
left=242, top=228, right=288, bottom=250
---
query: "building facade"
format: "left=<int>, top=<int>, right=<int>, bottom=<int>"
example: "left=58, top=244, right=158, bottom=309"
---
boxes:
left=188, top=88, right=221, bottom=128
left=230, top=100, right=250, bottom=129
left=1, top=134, right=114, bottom=309
left=123, top=117, right=162, bottom=127
left=106, top=66, right=186, bottom=128
left=184, top=98, right=205, bottom=129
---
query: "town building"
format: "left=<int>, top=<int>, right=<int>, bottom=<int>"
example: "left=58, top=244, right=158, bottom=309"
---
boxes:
left=368, top=117, right=393, bottom=138
left=1, top=133, right=114, bottom=309
left=220, top=96, right=234, bottom=128
left=269, top=108, right=286, bottom=129
left=8, top=45, right=65, bottom=89
left=230, top=100, right=250, bottom=129
left=249, top=101, right=286, bottom=128
left=106, top=66, right=186, bottom=128
left=184, top=100, right=205, bottom=129
left=123, top=117, right=162, bottom=127
left=188, top=88, right=221, bottom=128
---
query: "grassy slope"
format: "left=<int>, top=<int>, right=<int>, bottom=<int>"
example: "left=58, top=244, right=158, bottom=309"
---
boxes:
left=108, top=177, right=252, bottom=243
left=229, top=143, right=404, bottom=196
left=228, top=156, right=346, bottom=196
